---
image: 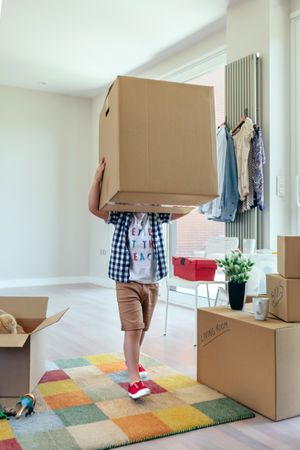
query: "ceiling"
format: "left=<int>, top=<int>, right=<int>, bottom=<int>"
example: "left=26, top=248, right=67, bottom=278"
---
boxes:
left=0, top=0, right=237, bottom=98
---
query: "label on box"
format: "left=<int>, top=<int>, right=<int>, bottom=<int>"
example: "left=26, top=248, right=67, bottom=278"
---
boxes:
left=199, top=320, right=231, bottom=347
left=269, top=284, right=284, bottom=308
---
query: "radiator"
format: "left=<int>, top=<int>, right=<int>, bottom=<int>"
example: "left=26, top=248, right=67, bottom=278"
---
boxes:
left=225, top=53, right=263, bottom=249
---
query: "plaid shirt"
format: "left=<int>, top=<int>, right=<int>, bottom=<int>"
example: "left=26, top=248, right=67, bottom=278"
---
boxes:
left=107, top=212, right=171, bottom=283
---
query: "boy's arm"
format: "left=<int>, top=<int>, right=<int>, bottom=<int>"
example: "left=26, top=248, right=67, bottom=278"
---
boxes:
left=88, top=157, right=109, bottom=221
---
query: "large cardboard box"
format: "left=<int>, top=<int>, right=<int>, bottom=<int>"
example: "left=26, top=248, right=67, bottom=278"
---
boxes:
left=278, top=235, right=300, bottom=278
left=197, top=307, right=300, bottom=420
left=0, top=297, right=67, bottom=397
left=99, top=76, right=218, bottom=213
left=266, top=273, right=300, bottom=322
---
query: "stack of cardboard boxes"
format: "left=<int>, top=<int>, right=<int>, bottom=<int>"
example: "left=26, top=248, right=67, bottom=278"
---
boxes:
left=197, top=236, right=300, bottom=421
left=266, top=236, right=300, bottom=322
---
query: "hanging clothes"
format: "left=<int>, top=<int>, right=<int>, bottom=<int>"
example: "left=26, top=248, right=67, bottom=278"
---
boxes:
left=218, top=128, right=239, bottom=222
left=199, top=118, right=264, bottom=222
left=232, top=117, right=254, bottom=201
left=252, top=127, right=266, bottom=210
left=238, top=142, right=255, bottom=212
left=200, top=126, right=239, bottom=222
left=200, top=125, right=227, bottom=219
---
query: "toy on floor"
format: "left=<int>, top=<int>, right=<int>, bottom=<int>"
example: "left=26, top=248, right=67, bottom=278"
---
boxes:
left=0, top=404, right=16, bottom=420
left=15, top=393, right=36, bottom=419
left=0, top=309, right=25, bottom=334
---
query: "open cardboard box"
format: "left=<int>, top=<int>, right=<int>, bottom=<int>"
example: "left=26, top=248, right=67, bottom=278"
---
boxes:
left=99, top=76, right=218, bottom=213
left=197, top=306, right=300, bottom=420
left=0, top=296, right=68, bottom=397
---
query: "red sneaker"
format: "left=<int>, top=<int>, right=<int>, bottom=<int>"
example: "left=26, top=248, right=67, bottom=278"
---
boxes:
left=128, top=380, right=150, bottom=399
left=138, top=363, right=147, bottom=379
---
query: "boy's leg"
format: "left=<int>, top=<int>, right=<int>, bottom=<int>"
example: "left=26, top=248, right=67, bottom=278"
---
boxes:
left=141, top=284, right=159, bottom=335
left=139, top=331, right=145, bottom=348
left=124, top=329, right=143, bottom=383
left=138, top=284, right=158, bottom=352
left=116, top=282, right=145, bottom=383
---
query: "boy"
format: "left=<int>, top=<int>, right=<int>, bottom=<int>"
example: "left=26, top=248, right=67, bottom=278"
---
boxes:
left=88, top=157, right=185, bottom=399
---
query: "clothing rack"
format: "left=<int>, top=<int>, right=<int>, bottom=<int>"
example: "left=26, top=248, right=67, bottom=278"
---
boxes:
left=224, top=53, right=263, bottom=249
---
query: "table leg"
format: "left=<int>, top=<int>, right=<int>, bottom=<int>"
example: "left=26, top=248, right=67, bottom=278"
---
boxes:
left=164, top=282, right=170, bottom=336
left=194, top=288, right=198, bottom=346
left=206, top=284, right=211, bottom=307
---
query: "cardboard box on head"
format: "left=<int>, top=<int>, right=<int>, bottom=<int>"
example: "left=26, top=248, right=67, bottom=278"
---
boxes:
left=99, top=76, right=218, bottom=214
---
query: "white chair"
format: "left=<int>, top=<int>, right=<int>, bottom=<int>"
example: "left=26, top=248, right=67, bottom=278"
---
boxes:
left=194, top=236, right=239, bottom=260
left=164, top=236, right=239, bottom=346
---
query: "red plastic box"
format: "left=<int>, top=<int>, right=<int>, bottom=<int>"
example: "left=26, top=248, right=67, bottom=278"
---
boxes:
left=172, top=257, right=217, bottom=281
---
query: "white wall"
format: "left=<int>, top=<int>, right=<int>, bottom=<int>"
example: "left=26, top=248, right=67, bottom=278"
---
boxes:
left=89, top=92, right=114, bottom=285
left=0, top=86, right=92, bottom=285
left=291, top=0, right=300, bottom=13
left=227, top=0, right=291, bottom=249
left=269, top=0, right=291, bottom=245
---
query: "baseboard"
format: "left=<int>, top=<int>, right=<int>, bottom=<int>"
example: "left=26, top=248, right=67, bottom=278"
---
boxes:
left=0, top=276, right=92, bottom=289
left=87, top=277, right=115, bottom=289
left=0, top=275, right=117, bottom=290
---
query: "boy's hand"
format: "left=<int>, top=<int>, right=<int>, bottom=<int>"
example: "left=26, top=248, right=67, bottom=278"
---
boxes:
left=94, top=157, right=106, bottom=183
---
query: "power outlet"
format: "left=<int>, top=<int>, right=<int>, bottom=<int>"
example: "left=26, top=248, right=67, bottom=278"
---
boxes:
left=99, top=249, right=106, bottom=256
left=276, top=175, right=285, bottom=197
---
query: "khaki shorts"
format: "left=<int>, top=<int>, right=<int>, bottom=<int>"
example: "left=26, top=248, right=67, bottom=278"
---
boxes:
left=115, top=281, right=159, bottom=331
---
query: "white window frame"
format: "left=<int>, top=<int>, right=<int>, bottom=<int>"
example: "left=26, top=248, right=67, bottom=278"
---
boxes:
left=156, top=46, right=227, bottom=274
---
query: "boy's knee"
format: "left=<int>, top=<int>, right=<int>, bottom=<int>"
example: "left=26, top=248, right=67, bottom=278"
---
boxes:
left=122, top=326, right=144, bottom=332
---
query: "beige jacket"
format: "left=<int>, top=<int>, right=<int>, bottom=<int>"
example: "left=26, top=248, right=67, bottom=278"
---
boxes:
left=232, top=117, right=254, bottom=201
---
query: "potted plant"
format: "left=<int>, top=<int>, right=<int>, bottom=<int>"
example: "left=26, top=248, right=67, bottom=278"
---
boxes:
left=216, top=250, right=254, bottom=310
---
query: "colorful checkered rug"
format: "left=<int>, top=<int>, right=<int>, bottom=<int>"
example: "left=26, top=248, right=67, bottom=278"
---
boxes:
left=0, top=353, right=255, bottom=449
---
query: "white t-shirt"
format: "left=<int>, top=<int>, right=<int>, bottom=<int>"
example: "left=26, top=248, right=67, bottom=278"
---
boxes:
left=128, top=213, right=157, bottom=284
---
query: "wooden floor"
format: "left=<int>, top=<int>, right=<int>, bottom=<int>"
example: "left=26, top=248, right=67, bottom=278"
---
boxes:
left=1, top=283, right=300, bottom=450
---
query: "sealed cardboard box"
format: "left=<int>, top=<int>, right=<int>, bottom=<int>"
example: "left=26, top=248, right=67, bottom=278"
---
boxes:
left=197, top=307, right=300, bottom=420
left=266, top=273, right=300, bottom=322
left=278, top=235, right=300, bottom=278
left=99, top=76, right=218, bottom=213
left=0, top=297, right=67, bottom=397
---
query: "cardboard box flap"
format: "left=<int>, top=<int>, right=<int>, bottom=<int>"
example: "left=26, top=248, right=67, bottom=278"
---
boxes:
left=31, top=308, right=69, bottom=334
left=0, top=333, right=29, bottom=348
left=199, top=307, right=298, bottom=330
left=0, top=297, right=48, bottom=319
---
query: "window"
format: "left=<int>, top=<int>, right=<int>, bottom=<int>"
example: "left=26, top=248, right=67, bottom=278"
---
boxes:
left=171, top=67, right=225, bottom=263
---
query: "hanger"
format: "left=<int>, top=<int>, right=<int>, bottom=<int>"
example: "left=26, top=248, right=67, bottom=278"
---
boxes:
left=231, top=108, right=249, bottom=136
left=218, top=116, right=228, bottom=129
